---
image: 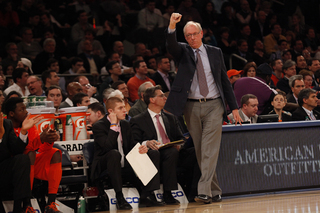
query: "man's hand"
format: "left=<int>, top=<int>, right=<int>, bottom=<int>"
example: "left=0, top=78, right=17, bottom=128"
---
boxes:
left=232, top=109, right=243, bottom=125
left=173, top=145, right=181, bottom=151
left=21, top=114, right=42, bottom=135
left=76, top=67, right=86, bottom=74
left=169, top=13, right=182, bottom=29
left=0, top=112, right=4, bottom=140
left=147, top=69, right=156, bottom=75
left=139, top=145, right=148, bottom=154
left=87, top=86, right=97, bottom=98
left=109, top=111, right=117, bottom=124
left=146, top=140, right=160, bottom=150
left=123, top=68, right=134, bottom=75
left=40, top=127, right=59, bottom=144
left=70, top=154, right=83, bottom=162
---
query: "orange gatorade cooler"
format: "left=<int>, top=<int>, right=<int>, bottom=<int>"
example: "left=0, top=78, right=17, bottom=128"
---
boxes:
left=26, top=107, right=56, bottom=133
left=58, top=106, right=88, bottom=141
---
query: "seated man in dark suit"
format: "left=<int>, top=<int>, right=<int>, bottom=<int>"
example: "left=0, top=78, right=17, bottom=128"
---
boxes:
left=292, top=88, right=320, bottom=121
left=130, top=85, right=183, bottom=204
left=286, top=75, right=305, bottom=104
left=277, top=60, right=297, bottom=94
left=92, top=97, right=164, bottom=210
left=78, top=39, right=102, bottom=76
left=151, top=56, right=174, bottom=93
left=232, top=39, right=253, bottom=70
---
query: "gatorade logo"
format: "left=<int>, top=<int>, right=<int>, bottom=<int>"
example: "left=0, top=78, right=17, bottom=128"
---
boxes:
left=110, top=197, right=139, bottom=204
left=75, top=117, right=85, bottom=129
left=39, top=119, right=51, bottom=132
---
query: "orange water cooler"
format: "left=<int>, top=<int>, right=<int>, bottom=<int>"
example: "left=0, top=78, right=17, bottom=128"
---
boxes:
left=26, top=107, right=56, bottom=133
left=58, top=106, right=88, bottom=141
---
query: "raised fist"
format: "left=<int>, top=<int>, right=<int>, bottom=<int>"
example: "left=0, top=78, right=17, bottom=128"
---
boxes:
left=170, top=13, right=182, bottom=25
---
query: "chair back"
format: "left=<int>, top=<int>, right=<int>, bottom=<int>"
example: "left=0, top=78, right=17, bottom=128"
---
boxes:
left=83, top=141, right=95, bottom=165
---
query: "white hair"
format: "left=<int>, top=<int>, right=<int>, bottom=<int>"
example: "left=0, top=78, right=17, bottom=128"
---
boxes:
left=108, top=89, right=124, bottom=99
left=138, top=81, right=154, bottom=98
left=183, top=21, right=202, bottom=34
left=103, top=88, right=114, bottom=100
left=43, top=38, right=56, bottom=47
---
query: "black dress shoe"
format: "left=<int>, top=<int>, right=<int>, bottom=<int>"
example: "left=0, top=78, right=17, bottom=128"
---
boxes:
left=163, top=191, right=180, bottom=205
left=139, top=195, right=166, bottom=207
left=116, top=196, right=132, bottom=210
left=194, top=194, right=212, bottom=204
left=99, top=194, right=109, bottom=211
left=212, top=194, right=222, bottom=202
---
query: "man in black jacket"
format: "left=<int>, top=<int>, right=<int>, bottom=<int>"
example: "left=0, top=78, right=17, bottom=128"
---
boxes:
left=165, top=13, right=241, bottom=204
left=92, top=97, right=163, bottom=209
left=151, top=56, right=174, bottom=93
left=130, top=86, right=184, bottom=205
left=292, top=88, right=320, bottom=121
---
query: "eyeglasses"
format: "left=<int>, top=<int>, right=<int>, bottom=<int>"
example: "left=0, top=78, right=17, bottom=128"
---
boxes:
left=83, top=84, right=92, bottom=89
left=185, top=31, right=201, bottom=38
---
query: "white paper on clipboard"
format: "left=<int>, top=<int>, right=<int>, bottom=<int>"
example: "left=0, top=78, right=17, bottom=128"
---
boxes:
left=126, top=143, right=158, bottom=186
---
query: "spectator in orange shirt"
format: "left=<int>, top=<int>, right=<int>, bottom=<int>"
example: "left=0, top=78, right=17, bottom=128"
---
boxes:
left=127, top=60, right=155, bottom=102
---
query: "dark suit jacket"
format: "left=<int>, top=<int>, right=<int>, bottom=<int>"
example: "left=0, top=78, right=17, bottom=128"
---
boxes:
left=268, top=109, right=292, bottom=122
left=286, top=93, right=297, bottom=104
left=130, top=110, right=184, bottom=144
left=151, top=71, right=174, bottom=93
left=292, top=107, right=320, bottom=121
left=165, top=30, right=238, bottom=118
left=91, top=115, right=136, bottom=181
left=277, top=77, right=291, bottom=95
left=33, top=51, right=61, bottom=74
left=78, top=53, right=102, bottom=74
left=232, top=50, right=253, bottom=70
left=121, top=54, right=131, bottom=67
left=0, top=119, right=27, bottom=163
left=250, top=20, right=269, bottom=41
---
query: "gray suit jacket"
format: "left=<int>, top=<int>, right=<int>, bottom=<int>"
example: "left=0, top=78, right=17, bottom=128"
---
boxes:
left=228, top=109, right=258, bottom=124
left=128, top=99, right=147, bottom=118
left=165, top=30, right=238, bottom=119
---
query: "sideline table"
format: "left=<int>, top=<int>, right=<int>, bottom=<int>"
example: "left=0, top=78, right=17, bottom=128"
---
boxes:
left=218, top=121, right=320, bottom=195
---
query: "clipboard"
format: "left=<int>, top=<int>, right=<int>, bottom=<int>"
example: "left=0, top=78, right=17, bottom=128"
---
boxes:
left=158, top=139, right=185, bottom=150
left=126, top=143, right=158, bottom=186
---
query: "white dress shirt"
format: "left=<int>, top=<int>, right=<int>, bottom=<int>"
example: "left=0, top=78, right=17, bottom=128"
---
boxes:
left=142, top=109, right=169, bottom=146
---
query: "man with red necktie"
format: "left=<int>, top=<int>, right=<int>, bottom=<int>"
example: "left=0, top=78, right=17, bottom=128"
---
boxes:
left=131, top=85, right=185, bottom=205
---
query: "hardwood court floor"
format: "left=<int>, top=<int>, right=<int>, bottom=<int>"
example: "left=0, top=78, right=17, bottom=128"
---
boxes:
left=97, top=189, right=320, bottom=213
